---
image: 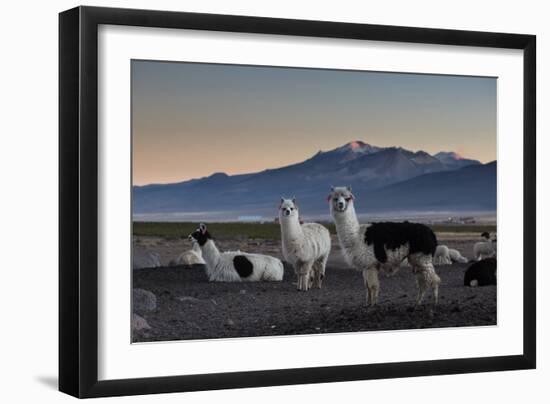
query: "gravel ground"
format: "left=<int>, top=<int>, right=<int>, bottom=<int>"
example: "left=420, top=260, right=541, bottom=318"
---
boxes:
left=132, top=237, right=496, bottom=342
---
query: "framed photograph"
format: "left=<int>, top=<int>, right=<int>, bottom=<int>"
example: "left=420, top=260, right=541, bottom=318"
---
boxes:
left=59, top=6, right=536, bottom=398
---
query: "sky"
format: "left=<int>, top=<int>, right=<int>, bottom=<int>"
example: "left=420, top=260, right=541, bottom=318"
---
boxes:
left=132, top=60, right=496, bottom=186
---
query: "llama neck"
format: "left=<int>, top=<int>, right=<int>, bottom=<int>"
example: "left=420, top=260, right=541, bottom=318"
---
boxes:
left=200, top=240, right=221, bottom=274
left=192, top=242, right=201, bottom=254
left=280, top=214, right=304, bottom=243
left=332, top=203, right=361, bottom=246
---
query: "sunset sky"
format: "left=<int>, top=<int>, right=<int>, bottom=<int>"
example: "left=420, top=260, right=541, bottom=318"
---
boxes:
left=132, top=60, right=496, bottom=186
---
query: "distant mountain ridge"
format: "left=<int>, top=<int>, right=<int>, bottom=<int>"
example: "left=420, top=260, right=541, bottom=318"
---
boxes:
left=133, top=141, right=492, bottom=217
left=433, top=151, right=481, bottom=169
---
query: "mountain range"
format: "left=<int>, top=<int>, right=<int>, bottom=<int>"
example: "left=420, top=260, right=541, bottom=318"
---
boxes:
left=133, top=141, right=495, bottom=219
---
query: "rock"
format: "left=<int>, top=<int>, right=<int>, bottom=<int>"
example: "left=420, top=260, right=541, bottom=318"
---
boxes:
left=133, top=251, right=161, bottom=269
left=133, top=288, right=157, bottom=314
left=132, top=313, right=151, bottom=331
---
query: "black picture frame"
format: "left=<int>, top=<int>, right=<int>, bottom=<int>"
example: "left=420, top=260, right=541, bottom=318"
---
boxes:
left=59, top=5, right=536, bottom=398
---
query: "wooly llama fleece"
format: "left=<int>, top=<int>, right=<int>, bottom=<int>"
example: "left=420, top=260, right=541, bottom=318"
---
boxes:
left=433, top=245, right=452, bottom=265
left=189, top=224, right=284, bottom=282
left=448, top=248, right=468, bottom=264
left=279, top=198, right=331, bottom=291
left=169, top=240, right=205, bottom=266
left=473, top=233, right=496, bottom=260
left=464, top=257, right=496, bottom=287
left=329, top=186, right=440, bottom=305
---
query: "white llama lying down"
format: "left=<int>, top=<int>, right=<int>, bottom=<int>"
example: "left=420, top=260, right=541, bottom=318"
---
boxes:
left=473, top=232, right=496, bottom=261
left=329, top=186, right=440, bottom=305
left=279, top=198, right=331, bottom=291
left=433, top=245, right=468, bottom=265
left=433, top=245, right=452, bottom=265
left=448, top=248, right=468, bottom=263
left=189, top=224, right=284, bottom=282
left=169, top=240, right=205, bottom=266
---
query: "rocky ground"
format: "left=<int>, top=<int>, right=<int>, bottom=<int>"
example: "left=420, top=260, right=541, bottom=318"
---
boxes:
left=132, top=236, right=496, bottom=342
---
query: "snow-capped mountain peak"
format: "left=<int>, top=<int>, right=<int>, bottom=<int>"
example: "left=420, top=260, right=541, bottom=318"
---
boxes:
left=332, top=140, right=382, bottom=155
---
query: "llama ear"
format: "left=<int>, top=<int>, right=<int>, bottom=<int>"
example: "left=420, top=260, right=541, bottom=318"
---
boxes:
left=199, top=223, right=207, bottom=234
left=292, top=196, right=296, bottom=203
left=347, top=185, right=352, bottom=192
left=330, top=186, right=335, bottom=192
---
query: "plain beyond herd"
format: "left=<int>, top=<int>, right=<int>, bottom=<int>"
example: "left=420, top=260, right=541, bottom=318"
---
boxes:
left=186, top=186, right=496, bottom=306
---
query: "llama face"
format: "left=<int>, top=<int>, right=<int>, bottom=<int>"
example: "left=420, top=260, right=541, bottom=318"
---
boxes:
left=328, top=186, right=354, bottom=213
left=279, top=198, right=299, bottom=218
left=189, top=223, right=212, bottom=246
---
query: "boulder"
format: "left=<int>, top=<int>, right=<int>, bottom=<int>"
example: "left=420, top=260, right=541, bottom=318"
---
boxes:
left=132, top=313, right=151, bottom=331
left=133, top=288, right=157, bottom=314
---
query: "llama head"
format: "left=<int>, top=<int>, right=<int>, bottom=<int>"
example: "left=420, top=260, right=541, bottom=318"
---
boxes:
left=189, top=223, right=212, bottom=246
left=279, top=197, right=299, bottom=219
left=481, top=231, right=491, bottom=240
left=328, top=186, right=355, bottom=213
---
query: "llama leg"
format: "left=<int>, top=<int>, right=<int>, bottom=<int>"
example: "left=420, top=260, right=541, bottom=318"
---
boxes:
left=362, top=269, right=370, bottom=305
left=296, top=262, right=312, bottom=291
left=311, top=259, right=321, bottom=289
left=312, top=255, right=328, bottom=289
left=415, top=270, right=428, bottom=305
left=372, top=270, right=380, bottom=304
left=415, top=264, right=440, bottom=305
left=364, top=267, right=380, bottom=306
left=429, top=267, right=441, bottom=305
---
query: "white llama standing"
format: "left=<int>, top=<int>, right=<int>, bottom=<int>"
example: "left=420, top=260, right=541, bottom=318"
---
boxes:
left=189, top=224, right=284, bottom=282
left=279, top=198, right=331, bottom=291
left=328, top=186, right=440, bottom=306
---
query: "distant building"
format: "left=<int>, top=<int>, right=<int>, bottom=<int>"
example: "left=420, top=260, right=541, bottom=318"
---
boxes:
left=238, top=215, right=264, bottom=223
left=442, top=216, right=477, bottom=224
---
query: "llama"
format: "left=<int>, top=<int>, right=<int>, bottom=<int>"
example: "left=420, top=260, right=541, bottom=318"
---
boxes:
left=448, top=248, right=468, bottom=263
left=328, top=186, right=440, bottom=305
left=279, top=198, right=331, bottom=291
left=473, top=233, right=496, bottom=260
left=169, top=239, right=205, bottom=266
left=189, top=224, right=284, bottom=282
left=464, top=257, right=496, bottom=287
left=433, top=245, right=452, bottom=265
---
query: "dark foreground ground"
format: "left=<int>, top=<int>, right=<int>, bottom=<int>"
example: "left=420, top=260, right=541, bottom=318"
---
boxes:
left=132, top=261, right=496, bottom=342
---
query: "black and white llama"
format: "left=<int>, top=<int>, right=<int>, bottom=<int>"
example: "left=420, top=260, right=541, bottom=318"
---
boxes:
left=189, top=224, right=284, bottom=282
left=328, top=186, right=440, bottom=305
left=473, top=232, right=497, bottom=260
